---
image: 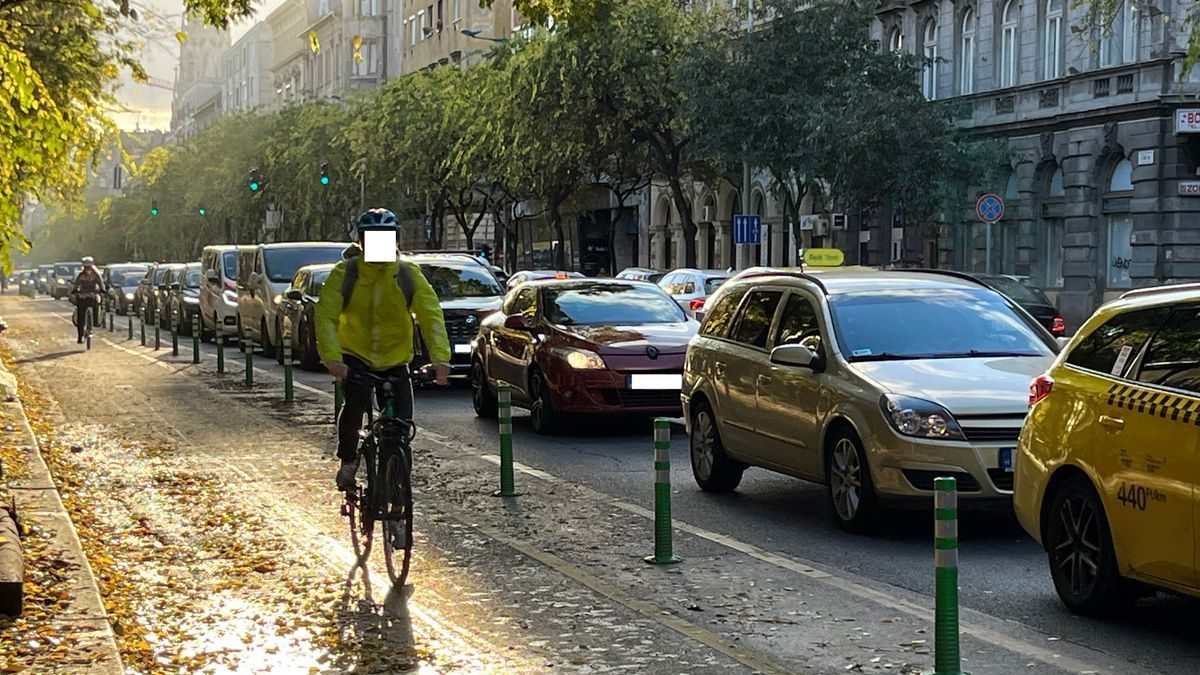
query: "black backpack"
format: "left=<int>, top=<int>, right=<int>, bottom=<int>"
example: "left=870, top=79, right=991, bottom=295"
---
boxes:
left=340, top=256, right=415, bottom=311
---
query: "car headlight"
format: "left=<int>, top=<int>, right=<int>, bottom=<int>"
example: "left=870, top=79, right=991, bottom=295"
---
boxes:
left=222, top=290, right=238, bottom=304
left=56, top=279, right=65, bottom=284
left=556, top=348, right=606, bottom=370
left=125, top=292, right=135, bottom=300
left=879, top=394, right=966, bottom=441
left=273, top=294, right=282, bottom=305
left=184, top=297, right=199, bottom=305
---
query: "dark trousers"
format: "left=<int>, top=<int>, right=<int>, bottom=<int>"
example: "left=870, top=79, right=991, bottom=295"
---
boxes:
left=337, top=355, right=414, bottom=462
left=76, top=298, right=99, bottom=341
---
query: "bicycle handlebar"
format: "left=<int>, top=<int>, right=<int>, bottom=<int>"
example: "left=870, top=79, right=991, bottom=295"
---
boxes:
left=345, top=369, right=411, bottom=388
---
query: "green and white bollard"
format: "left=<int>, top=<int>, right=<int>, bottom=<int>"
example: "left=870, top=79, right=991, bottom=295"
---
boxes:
left=494, top=382, right=518, bottom=497
left=244, top=339, right=254, bottom=387
left=192, top=315, right=200, bottom=364
left=154, top=321, right=161, bottom=351
left=283, top=338, right=293, bottom=404
left=140, top=315, right=146, bottom=346
left=645, top=418, right=680, bottom=565
left=108, top=310, right=115, bottom=332
left=933, top=477, right=965, bottom=675
left=217, top=334, right=226, bottom=373
left=128, top=314, right=134, bottom=340
left=171, top=316, right=179, bottom=356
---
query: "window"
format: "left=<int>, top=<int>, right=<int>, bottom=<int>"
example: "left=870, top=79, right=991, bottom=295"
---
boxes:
left=1107, top=158, right=1134, bottom=288
left=960, top=9, right=975, bottom=94
left=505, top=288, right=537, bottom=317
left=1067, top=307, right=1168, bottom=376
left=889, top=26, right=904, bottom=53
left=1049, top=167, right=1064, bottom=196
left=773, top=294, right=820, bottom=348
left=1045, top=220, right=1064, bottom=286
left=731, top=291, right=783, bottom=349
left=1136, top=306, right=1200, bottom=394
left=1102, top=1, right=1139, bottom=66
left=437, top=0, right=443, bottom=25
left=359, top=0, right=378, bottom=15
left=453, top=0, right=462, bottom=21
left=1000, top=0, right=1018, bottom=87
left=700, top=288, right=748, bottom=338
left=922, top=19, right=939, bottom=99
left=1044, top=0, right=1063, bottom=79
left=1110, top=158, right=1133, bottom=191
left=418, top=10, right=426, bottom=40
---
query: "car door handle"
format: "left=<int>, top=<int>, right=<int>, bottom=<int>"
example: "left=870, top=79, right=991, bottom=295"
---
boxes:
left=757, top=374, right=771, bottom=387
left=714, top=362, right=726, bottom=377
left=1099, top=415, right=1125, bottom=430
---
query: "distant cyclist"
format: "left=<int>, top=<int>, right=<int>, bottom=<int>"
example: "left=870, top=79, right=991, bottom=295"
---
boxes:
left=315, top=209, right=452, bottom=491
left=70, top=257, right=105, bottom=344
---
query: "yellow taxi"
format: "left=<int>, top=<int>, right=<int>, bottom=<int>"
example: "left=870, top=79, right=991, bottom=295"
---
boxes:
left=1015, top=283, right=1200, bottom=616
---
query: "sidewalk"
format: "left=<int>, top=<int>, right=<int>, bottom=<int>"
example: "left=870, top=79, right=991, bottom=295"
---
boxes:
left=0, top=352, right=122, bottom=673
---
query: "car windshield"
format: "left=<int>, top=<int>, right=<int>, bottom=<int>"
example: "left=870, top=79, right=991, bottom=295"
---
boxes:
left=419, top=264, right=503, bottom=299
left=185, top=269, right=201, bottom=288
left=310, top=269, right=331, bottom=295
left=263, top=246, right=345, bottom=283
left=544, top=284, right=686, bottom=325
left=222, top=251, right=237, bottom=279
left=109, top=268, right=144, bottom=286
left=981, top=276, right=1052, bottom=306
left=829, top=288, right=1052, bottom=361
left=704, top=276, right=729, bottom=293
left=55, top=264, right=80, bottom=276
left=153, top=267, right=170, bottom=284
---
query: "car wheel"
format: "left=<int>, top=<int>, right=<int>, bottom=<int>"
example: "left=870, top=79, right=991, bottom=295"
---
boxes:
left=299, top=321, right=321, bottom=371
left=275, top=318, right=286, bottom=365
left=528, top=370, right=561, bottom=435
left=471, top=359, right=498, bottom=419
left=1045, top=476, right=1137, bottom=617
left=690, top=401, right=745, bottom=492
left=260, top=319, right=277, bottom=358
left=825, top=428, right=881, bottom=534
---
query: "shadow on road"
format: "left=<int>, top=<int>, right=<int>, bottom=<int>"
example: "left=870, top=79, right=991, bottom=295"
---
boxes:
left=13, top=350, right=83, bottom=365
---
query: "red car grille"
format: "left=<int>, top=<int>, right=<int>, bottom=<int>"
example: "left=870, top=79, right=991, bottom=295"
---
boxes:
left=598, top=389, right=682, bottom=408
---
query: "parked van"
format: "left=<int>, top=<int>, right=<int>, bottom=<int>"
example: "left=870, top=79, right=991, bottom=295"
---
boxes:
left=200, top=245, right=240, bottom=340
left=237, top=242, right=348, bottom=356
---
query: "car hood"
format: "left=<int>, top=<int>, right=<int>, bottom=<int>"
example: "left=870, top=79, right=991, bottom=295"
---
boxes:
left=556, top=322, right=697, bottom=354
left=852, top=355, right=1053, bottom=416
left=441, top=297, right=503, bottom=313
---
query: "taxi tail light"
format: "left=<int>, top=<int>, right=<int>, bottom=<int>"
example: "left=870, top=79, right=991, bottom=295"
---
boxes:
left=1051, top=316, right=1066, bottom=335
left=1029, top=374, right=1054, bottom=407
left=689, top=298, right=706, bottom=312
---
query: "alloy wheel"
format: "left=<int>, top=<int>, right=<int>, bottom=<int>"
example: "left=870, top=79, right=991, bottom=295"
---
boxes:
left=829, top=438, right=862, bottom=522
left=692, top=410, right=717, bottom=481
left=1052, top=495, right=1102, bottom=598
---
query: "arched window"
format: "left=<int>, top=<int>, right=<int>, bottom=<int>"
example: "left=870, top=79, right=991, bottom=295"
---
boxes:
left=922, top=19, right=939, bottom=99
left=1049, top=167, right=1065, bottom=197
left=1109, top=159, right=1134, bottom=191
left=1044, top=0, right=1063, bottom=79
left=1000, top=0, right=1018, bottom=87
left=960, top=9, right=976, bottom=94
left=889, top=26, right=905, bottom=53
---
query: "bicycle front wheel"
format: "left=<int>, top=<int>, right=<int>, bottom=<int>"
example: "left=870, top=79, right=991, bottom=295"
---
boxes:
left=381, top=449, right=413, bottom=587
left=85, top=310, right=93, bottom=350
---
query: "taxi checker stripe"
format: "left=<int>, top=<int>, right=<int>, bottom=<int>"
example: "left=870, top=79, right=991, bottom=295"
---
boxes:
left=1108, top=386, right=1200, bottom=426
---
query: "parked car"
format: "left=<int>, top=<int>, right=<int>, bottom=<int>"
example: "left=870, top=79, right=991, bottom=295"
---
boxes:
left=51, top=262, right=83, bottom=299
left=135, top=263, right=165, bottom=319
left=658, top=268, right=732, bottom=318
left=200, top=245, right=241, bottom=341
left=408, top=253, right=506, bottom=379
left=682, top=268, right=1057, bottom=532
left=971, top=274, right=1066, bottom=336
left=505, top=270, right=584, bottom=291
left=279, top=264, right=335, bottom=370
left=164, top=263, right=203, bottom=336
left=104, top=263, right=150, bottom=315
left=616, top=267, right=666, bottom=284
left=154, top=264, right=186, bottom=328
left=1015, top=283, right=1200, bottom=616
left=237, top=242, right=348, bottom=357
left=35, top=264, right=55, bottom=295
left=471, top=278, right=698, bottom=433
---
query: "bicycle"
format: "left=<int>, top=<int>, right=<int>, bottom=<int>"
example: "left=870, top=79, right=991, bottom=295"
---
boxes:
left=72, top=293, right=98, bottom=350
left=340, top=369, right=416, bottom=588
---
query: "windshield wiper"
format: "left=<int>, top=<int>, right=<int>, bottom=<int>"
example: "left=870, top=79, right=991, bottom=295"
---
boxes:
left=847, top=352, right=921, bottom=362
left=928, top=350, right=1043, bottom=359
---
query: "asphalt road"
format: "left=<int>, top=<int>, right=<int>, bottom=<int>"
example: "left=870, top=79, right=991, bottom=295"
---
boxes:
left=13, top=295, right=1200, bottom=673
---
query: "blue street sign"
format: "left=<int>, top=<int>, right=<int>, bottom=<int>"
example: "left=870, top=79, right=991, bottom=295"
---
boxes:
left=976, top=193, right=1005, bottom=223
left=733, top=214, right=762, bottom=245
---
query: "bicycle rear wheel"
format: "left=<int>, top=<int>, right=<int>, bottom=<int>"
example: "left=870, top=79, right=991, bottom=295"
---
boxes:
left=381, top=448, right=414, bottom=587
left=85, top=309, right=93, bottom=350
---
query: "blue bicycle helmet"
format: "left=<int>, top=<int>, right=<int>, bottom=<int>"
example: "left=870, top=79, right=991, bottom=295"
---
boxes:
left=356, top=208, right=398, bottom=231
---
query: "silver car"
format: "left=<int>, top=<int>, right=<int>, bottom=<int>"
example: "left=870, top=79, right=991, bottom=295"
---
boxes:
left=659, top=268, right=731, bottom=318
left=682, top=269, right=1057, bottom=532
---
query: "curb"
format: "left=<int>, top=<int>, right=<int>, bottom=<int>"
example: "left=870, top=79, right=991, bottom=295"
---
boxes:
left=0, top=357, right=123, bottom=671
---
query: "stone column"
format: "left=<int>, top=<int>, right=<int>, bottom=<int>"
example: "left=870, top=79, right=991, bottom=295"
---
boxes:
left=671, top=224, right=688, bottom=269
left=697, top=222, right=713, bottom=269
left=714, top=222, right=731, bottom=269
left=651, top=225, right=668, bottom=270
left=767, top=218, right=786, bottom=266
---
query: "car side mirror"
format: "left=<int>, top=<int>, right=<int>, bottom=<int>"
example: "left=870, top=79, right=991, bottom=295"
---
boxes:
left=285, top=288, right=303, bottom=301
left=770, top=344, right=823, bottom=371
left=504, top=315, right=532, bottom=331
left=169, top=283, right=181, bottom=292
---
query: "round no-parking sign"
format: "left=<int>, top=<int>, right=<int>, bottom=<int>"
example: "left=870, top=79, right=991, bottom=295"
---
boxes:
left=976, top=193, right=1005, bottom=223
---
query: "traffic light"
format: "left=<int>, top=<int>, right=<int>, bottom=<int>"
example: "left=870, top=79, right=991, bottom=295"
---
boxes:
left=150, top=200, right=159, bottom=217
left=320, top=162, right=330, bottom=186
left=198, top=207, right=208, bottom=216
left=249, top=168, right=260, bottom=192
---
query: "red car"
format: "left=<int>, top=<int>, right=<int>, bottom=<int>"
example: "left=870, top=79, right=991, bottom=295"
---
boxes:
left=471, top=279, right=699, bottom=433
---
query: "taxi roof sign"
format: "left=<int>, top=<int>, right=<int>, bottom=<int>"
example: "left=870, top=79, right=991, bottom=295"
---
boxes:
left=801, top=248, right=845, bottom=267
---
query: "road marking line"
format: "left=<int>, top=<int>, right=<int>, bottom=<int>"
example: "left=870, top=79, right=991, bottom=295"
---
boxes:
left=466, top=452, right=1128, bottom=675
left=432, top=502, right=796, bottom=675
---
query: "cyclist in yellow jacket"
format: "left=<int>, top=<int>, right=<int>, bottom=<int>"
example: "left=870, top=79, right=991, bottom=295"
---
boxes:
left=316, top=209, right=452, bottom=490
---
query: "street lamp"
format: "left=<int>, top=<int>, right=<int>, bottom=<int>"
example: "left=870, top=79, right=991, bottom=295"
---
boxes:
left=460, top=28, right=507, bottom=43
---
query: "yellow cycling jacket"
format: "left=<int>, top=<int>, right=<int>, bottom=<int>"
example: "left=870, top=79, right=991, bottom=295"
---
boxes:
left=315, top=258, right=451, bottom=371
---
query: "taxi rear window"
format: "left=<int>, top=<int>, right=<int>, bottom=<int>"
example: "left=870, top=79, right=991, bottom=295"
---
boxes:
left=1066, top=307, right=1168, bottom=376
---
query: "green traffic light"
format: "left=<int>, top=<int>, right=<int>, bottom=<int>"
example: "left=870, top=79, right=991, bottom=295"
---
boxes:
left=199, top=208, right=208, bottom=216
left=150, top=208, right=159, bottom=216
left=320, top=175, right=330, bottom=186
left=249, top=181, right=260, bottom=192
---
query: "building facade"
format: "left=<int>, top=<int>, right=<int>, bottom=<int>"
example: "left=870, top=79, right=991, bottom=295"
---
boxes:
left=170, top=16, right=229, bottom=140
left=222, top=23, right=274, bottom=114
left=396, top=0, right=515, bottom=74
left=266, top=0, right=310, bottom=107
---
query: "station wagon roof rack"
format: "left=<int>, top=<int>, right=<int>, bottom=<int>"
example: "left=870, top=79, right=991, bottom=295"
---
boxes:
left=893, top=268, right=991, bottom=288
left=735, top=269, right=830, bottom=295
left=1119, top=282, right=1200, bottom=300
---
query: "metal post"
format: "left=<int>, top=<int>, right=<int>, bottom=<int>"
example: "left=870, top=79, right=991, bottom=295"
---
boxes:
left=108, top=310, right=114, bottom=332
left=217, top=334, right=225, bottom=374
left=128, top=314, right=133, bottom=340
left=934, top=477, right=963, bottom=675
left=171, top=315, right=179, bottom=356
left=985, top=222, right=993, bottom=275
left=192, top=315, right=200, bottom=364
left=494, top=382, right=518, bottom=497
left=140, top=315, right=146, bottom=346
left=645, top=418, right=680, bottom=565
left=283, top=338, right=293, bottom=403
left=245, top=339, right=254, bottom=387
left=154, top=321, right=160, bottom=351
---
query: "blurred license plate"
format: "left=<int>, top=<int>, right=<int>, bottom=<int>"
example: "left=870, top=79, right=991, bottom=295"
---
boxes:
left=453, top=344, right=472, bottom=355
left=628, top=374, right=682, bottom=390
left=999, top=447, right=1014, bottom=472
